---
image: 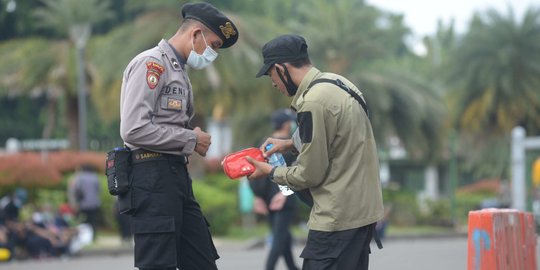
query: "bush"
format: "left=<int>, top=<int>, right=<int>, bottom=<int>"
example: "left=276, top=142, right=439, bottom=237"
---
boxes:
left=418, top=199, right=453, bottom=227
left=192, top=175, right=239, bottom=236
left=383, top=188, right=420, bottom=226
left=455, top=192, right=489, bottom=225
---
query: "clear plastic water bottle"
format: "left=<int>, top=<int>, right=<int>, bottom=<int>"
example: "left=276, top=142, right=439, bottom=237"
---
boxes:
left=265, top=143, right=294, bottom=196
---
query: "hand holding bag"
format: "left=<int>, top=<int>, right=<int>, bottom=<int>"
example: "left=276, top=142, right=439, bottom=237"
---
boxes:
left=222, top=148, right=266, bottom=179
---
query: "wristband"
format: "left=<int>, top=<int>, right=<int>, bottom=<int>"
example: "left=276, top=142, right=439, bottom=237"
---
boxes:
left=269, top=166, right=278, bottom=181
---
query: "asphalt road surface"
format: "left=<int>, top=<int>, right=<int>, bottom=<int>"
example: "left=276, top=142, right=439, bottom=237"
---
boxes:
left=1, top=237, right=532, bottom=270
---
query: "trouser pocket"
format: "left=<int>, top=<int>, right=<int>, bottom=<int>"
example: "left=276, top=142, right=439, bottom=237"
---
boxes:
left=117, top=174, right=134, bottom=214
left=132, top=216, right=177, bottom=269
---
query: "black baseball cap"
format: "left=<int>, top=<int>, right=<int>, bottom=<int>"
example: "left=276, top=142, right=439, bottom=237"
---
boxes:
left=255, top=34, right=309, bottom=77
left=182, top=2, right=239, bottom=48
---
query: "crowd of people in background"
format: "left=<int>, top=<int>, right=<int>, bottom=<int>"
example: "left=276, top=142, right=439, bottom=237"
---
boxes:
left=0, top=164, right=124, bottom=262
left=0, top=188, right=79, bottom=260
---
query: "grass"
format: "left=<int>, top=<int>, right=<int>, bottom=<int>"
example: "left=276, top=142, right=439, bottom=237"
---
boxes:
left=386, top=225, right=460, bottom=236
left=222, top=221, right=309, bottom=240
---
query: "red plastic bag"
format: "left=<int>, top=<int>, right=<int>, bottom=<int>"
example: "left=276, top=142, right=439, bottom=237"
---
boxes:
left=222, top=148, right=266, bottom=179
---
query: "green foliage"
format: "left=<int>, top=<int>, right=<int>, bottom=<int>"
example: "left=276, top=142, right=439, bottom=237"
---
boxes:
left=34, top=0, right=113, bottom=38
left=448, top=7, right=540, bottom=135
left=382, top=188, right=420, bottom=226
left=0, top=96, right=46, bottom=142
left=192, top=178, right=239, bottom=236
left=455, top=191, right=499, bottom=225
left=418, top=199, right=453, bottom=227
left=383, top=187, right=496, bottom=227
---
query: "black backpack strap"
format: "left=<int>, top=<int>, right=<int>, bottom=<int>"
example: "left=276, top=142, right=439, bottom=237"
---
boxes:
left=307, top=78, right=369, bottom=117
left=372, top=222, right=383, bottom=249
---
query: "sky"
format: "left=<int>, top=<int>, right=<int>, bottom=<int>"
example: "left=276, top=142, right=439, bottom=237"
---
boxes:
left=366, top=0, right=540, bottom=54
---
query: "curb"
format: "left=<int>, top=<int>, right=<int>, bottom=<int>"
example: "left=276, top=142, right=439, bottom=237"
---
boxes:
left=78, top=232, right=469, bottom=257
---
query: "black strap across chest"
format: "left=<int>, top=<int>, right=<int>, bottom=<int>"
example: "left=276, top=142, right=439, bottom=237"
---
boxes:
left=307, top=78, right=369, bottom=117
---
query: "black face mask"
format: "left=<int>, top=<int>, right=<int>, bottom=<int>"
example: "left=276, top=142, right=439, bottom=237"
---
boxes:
left=276, top=65, right=298, bottom=96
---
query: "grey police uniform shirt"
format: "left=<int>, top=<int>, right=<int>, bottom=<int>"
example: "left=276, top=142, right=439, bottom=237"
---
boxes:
left=120, top=39, right=197, bottom=156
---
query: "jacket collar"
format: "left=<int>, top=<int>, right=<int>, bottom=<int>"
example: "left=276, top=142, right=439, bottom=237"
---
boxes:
left=291, top=67, right=322, bottom=110
left=158, top=39, right=185, bottom=71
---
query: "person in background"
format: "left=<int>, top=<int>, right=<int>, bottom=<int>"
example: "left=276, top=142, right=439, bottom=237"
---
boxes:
left=249, top=109, right=300, bottom=270
left=0, top=188, right=28, bottom=222
left=73, top=164, right=101, bottom=241
left=0, top=188, right=27, bottom=260
left=114, top=199, right=132, bottom=245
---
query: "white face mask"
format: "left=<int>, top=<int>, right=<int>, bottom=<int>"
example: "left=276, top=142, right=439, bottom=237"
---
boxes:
left=186, top=31, right=218, bottom=70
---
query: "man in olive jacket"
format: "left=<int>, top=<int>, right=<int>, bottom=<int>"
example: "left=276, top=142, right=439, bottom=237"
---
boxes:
left=247, top=34, right=384, bottom=270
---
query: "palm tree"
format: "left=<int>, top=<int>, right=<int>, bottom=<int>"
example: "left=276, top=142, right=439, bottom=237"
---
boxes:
left=0, top=38, right=66, bottom=139
left=286, top=0, right=446, bottom=160
left=445, top=7, right=540, bottom=179
left=31, top=0, right=113, bottom=149
left=448, top=7, right=540, bottom=136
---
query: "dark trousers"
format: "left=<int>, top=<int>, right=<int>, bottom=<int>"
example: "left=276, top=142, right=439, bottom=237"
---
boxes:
left=301, top=224, right=374, bottom=270
left=266, top=209, right=299, bottom=270
left=80, top=208, right=99, bottom=241
left=129, top=158, right=219, bottom=270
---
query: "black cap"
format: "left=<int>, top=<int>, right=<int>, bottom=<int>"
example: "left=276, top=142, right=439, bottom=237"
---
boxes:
left=271, top=109, right=296, bottom=130
left=182, top=2, right=239, bottom=48
left=256, top=34, right=308, bottom=78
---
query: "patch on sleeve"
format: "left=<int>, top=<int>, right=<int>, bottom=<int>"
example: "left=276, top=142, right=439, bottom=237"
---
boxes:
left=297, top=111, right=313, bottom=143
left=167, top=97, right=182, bottom=110
left=146, top=62, right=165, bottom=90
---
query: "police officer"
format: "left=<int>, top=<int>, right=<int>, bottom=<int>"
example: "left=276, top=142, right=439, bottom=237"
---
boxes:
left=119, top=3, right=238, bottom=270
left=247, top=35, right=384, bottom=269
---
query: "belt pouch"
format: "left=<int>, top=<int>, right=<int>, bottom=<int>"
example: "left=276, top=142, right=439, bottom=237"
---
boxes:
left=106, top=147, right=131, bottom=196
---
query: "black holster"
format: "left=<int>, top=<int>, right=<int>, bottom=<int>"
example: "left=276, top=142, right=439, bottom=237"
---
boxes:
left=106, top=146, right=131, bottom=196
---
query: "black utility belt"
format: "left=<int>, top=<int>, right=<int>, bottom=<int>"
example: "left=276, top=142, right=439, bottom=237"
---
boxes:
left=106, top=147, right=187, bottom=196
left=131, top=149, right=186, bottom=164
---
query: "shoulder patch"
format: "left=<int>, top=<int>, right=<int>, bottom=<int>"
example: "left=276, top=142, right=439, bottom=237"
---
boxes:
left=146, top=62, right=165, bottom=90
left=297, top=111, right=313, bottom=143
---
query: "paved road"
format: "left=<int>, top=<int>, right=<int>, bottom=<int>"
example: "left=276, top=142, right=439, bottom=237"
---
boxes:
left=1, top=237, right=535, bottom=270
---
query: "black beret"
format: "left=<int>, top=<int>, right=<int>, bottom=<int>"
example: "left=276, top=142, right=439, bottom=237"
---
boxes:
left=182, top=2, right=239, bottom=49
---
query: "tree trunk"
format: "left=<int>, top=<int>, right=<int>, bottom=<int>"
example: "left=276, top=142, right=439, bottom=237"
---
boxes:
left=41, top=96, right=57, bottom=139
left=66, top=95, right=79, bottom=150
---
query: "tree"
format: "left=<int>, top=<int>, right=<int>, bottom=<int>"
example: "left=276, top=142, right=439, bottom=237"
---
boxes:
left=31, top=0, right=112, bottom=148
left=446, top=7, right=540, bottom=179
left=287, top=0, right=446, bottom=160
left=449, top=7, right=540, bottom=136
left=0, top=38, right=65, bottom=139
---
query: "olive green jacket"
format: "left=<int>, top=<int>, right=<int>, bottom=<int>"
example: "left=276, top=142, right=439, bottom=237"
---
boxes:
left=273, top=67, right=384, bottom=232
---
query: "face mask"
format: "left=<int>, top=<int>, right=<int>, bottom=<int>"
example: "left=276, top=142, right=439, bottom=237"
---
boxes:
left=186, top=31, right=218, bottom=70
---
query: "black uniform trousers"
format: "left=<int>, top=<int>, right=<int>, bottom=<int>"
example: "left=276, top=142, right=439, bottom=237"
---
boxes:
left=127, top=155, right=219, bottom=270
left=301, top=223, right=375, bottom=270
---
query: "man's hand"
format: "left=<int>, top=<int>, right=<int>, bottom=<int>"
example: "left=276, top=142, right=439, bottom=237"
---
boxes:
left=245, top=156, right=273, bottom=180
left=194, top=127, right=211, bottom=156
left=260, top=138, right=294, bottom=158
left=269, top=192, right=287, bottom=211
left=253, top=197, right=268, bottom=215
